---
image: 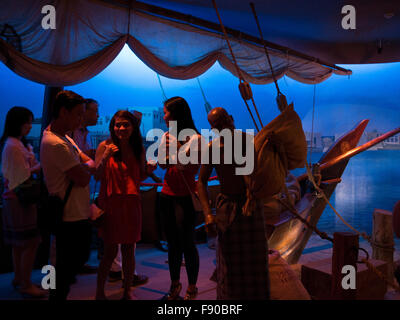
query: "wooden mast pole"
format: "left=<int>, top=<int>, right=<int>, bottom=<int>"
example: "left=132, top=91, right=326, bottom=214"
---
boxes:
left=36, top=86, right=63, bottom=267
left=40, top=86, right=63, bottom=136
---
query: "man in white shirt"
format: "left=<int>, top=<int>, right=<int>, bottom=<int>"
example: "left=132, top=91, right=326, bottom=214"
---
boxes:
left=41, top=90, right=95, bottom=300
left=69, top=98, right=99, bottom=275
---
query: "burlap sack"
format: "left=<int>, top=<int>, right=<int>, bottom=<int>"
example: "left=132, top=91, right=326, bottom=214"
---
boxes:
left=243, top=104, right=307, bottom=215
left=264, top=173, right=301, bottom=220
left=269, top=250, right=311, bottom=300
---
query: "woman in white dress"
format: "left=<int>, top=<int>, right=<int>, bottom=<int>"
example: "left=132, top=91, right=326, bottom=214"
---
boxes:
left=1, top=106, right=46, bottom=298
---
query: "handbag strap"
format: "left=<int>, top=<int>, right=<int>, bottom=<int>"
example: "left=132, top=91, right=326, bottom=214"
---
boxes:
left=63, top=181, right=74, bottom=206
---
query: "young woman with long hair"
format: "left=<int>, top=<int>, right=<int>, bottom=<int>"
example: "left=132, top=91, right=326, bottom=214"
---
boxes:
left=158, top=96, right=203, bottom=300
left=94, top=110, right=155, bottom=300
left=1, top=106, right=46, bottom=298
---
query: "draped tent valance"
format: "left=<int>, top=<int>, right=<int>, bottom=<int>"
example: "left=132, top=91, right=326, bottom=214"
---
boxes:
left=0, top=0, right=351, bottom=87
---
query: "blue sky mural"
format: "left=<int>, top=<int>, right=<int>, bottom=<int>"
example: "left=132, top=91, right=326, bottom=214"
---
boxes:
left=1, top=44, right=399, bottom=137
left=0, top=44, right=399, bottom=236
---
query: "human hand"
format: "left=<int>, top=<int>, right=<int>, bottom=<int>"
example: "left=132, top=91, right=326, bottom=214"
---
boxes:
left=103, top=143, right=119, bottom=161
left=165, top=133, right=181, bottom=149
left=205, top=213, right=215, bottom=225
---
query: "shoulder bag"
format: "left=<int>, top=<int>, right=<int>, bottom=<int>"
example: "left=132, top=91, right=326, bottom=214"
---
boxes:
left=48, top=181, right=74, bottom=233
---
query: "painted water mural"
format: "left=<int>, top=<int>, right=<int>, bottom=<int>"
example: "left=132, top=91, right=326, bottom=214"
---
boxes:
left=303, top=150, right=400, bottom=235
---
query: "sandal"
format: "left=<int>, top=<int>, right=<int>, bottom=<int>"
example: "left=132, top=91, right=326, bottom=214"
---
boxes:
left=12, top=279, right=20, bottom=289
left=184, top=287, right=198, bottom=300
left=160, top=282, right=182, bottom=300
left=13, top=280, right=42, bottom=290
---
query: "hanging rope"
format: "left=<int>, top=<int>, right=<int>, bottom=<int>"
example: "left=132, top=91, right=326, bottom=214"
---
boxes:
left=305, top=163, right=372, bottom=244
left=280, top=167, right=400, bottom=292
left=278, top=185, right=334, bottom=243
left=361, top=257, right=400, bottom=292
left=309, top=84, right=317, bottom=165
left=211, top=0, right=261, bottom=131
left=196, top=77, right=212, bottom=114
left=249, top=2, right=281, bottom=96
left=156, top=73, right=168, bottom=102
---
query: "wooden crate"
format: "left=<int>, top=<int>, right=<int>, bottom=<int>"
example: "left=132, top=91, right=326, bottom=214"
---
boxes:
left=301, top=258, right=387, bottom=300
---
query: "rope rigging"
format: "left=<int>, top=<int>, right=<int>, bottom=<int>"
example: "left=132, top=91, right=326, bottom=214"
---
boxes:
left=309, top=84, right=317, bottom=165
left=304, top=163, right=400, bottom=291
left=211, top=0, right=262, bottom=131
left=196, top=77, right=212, bottom=114
left=249, top=2, right=292, bottom=114
left=249, top=2, right=281, bottom=96
left=248, top=2, right=371, bottom=245
left=209, top=1, right=399, bottom=294
left=156, top=73, right=168, bottom=102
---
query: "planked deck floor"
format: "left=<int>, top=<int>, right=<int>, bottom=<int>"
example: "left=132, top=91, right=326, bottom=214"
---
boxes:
left=0, top=234, right=399, bottom=300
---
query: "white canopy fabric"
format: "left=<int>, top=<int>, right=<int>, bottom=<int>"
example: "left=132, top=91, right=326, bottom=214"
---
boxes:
left=0, top=0, right=351, bottom=86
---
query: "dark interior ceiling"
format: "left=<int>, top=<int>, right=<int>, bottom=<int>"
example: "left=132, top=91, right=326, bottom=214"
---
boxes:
left=136, top=0, right=400, bottom=64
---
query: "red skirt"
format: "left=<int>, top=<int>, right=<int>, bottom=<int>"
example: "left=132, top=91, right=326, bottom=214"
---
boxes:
left=99, top=194, right=142, bottom=244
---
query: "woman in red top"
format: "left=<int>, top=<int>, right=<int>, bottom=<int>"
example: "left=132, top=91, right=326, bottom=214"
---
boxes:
left=158, top=97, right=202, bottom=300
left=94, top=110, right=150, bottom=300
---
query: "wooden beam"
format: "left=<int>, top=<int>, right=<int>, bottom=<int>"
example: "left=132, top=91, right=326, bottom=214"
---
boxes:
left=297, top=126, right=400, bottom=182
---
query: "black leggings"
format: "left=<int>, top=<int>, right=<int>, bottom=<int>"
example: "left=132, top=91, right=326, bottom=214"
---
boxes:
left=160, top=193, right=199, bottom=285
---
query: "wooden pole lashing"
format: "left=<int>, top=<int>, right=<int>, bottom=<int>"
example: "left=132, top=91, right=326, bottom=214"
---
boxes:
left=372, top=208, right=394, bottom=281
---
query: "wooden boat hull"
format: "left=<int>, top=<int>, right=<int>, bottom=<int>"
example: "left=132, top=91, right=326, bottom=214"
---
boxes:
left=267, top=121, right=400, bottom=264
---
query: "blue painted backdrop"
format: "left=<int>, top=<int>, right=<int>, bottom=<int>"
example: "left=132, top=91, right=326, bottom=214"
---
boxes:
left=1, top=45, right=399, bottom=235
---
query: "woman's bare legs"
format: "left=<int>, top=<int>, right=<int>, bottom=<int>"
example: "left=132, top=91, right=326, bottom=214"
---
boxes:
left=121, top=243, right=135, bottom=300
left=19, top=239, right=40, bottom=288
left=96, top=243, right=118, bottom=300
left=13, top=239, right=46, bottom=297
left=12, top=246, right=23, bottom=287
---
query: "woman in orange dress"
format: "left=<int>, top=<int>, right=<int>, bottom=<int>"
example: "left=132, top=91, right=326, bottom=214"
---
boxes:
left=94, top=110, right=152, bottom=300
